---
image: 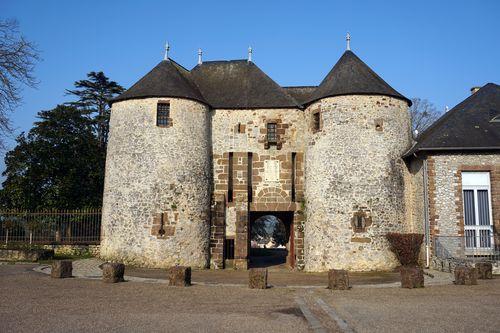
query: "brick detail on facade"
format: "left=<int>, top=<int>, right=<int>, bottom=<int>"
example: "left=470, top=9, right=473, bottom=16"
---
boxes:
left=311, top=107, right=322, bottom=134
left=233, top=153, right=249, bottom=269
left=210, top=194, right=226, bottom=269
left=213, top=152, right=229, bottom=193
left=260, top=118, right=289, bottom=150
left=426, top=153, right=500, bottom=257
left=293, top=210, right=305, bottom=270
left=151, top=211, right=178, bottom=238
left=211, top=145, right=306, bottom=270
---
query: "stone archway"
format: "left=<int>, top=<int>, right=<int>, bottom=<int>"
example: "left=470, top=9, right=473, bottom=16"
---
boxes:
left=249, top=211, right=294, bottom=269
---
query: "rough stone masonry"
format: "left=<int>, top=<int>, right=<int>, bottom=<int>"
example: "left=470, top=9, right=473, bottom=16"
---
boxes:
left=100, top=48, right=497, bottom=272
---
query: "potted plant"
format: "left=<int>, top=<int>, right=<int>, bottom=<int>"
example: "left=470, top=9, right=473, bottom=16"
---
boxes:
left=386, top=232, right=424, bottom=288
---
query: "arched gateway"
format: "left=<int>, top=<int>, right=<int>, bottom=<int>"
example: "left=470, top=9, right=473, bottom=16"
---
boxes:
left=249, top=213, right=294, bottom=269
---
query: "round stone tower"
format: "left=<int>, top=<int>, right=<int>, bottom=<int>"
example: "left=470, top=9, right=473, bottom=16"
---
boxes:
left=304, top=51, right=412, bottom=271
left=100, top=59, right=212, bottom=268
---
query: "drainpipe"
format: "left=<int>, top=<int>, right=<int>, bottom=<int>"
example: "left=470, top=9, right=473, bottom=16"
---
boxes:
left=422, top=157, right=430, bottom=268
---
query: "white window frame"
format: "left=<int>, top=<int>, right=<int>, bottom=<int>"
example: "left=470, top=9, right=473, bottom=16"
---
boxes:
left=462, top=172, right=494, bottom=252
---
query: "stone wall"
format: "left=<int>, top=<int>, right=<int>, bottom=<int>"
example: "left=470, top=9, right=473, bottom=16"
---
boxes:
left=427, top=153, right=500, bottom=256
left=100, top=98, right=212, bottom=268
left=211, top=108, right=306, bottom=207
left=404, top=158, right=425, bottom=233
left=304, top=95, right=412, bottom=271
left=211, top=108, right=306, bottom=268
left=43, top=244, right=100, bottom=257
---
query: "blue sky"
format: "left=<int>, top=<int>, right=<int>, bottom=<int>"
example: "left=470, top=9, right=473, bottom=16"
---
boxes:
left=1, top=0, right=499, bottom=160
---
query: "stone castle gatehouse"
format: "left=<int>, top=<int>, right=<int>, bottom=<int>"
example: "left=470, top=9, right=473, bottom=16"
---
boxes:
left=100, top=44, right=416, bottom=272
left=100, top=42, right=500, bottom=272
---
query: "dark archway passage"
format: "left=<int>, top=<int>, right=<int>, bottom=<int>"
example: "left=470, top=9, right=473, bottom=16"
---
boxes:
left=249, top=211, right=294, bottom=269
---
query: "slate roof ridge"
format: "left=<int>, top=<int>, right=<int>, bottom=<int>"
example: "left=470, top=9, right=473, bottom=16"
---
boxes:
left=169, top=59, right=208, bottom=103
left=167, top=58, right=191, bottom=73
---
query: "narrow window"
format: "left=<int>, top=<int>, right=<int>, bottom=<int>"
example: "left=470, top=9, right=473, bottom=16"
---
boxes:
left=356, top=215, right=364, bottom=230
left=312, top=112, right=320, bottom=132
left=157, top=102, right=170, bottom=126
left=224, top=238, right=235, bottom=259
left=462, top=172, right=493, bottom=250
left=228, top=153, right=233, bottom=202
left=247, top=152, right=253, bottom=202
left=291, top=152, right=296, bottom=202
left=267, top=122, right=277, bottom=144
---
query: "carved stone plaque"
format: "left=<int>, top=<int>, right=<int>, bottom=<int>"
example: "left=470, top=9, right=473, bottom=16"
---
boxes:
left=264, top=160, right=280, bottom=182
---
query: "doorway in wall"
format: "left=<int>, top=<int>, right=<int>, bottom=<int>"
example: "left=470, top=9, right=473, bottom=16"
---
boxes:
left=249, top=211, right=294, bottom=269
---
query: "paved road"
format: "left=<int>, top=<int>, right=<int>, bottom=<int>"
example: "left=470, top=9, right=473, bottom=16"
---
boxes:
left=1, top=264, right=499, bottom=333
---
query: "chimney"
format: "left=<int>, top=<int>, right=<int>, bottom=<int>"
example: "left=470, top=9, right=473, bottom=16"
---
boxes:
left=470, top=86, right=481, bottom=94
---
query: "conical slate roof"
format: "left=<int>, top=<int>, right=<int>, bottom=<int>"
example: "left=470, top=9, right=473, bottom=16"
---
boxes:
left=306, top=50, right=411, bottom=105
left=113, top=59, right=207, bottom=104
left=190, top=60, right=301, bottom=109
left=405, top=83, right=500, bottom=157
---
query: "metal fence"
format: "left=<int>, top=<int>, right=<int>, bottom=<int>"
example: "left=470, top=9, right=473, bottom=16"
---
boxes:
left=434, top=233, right=500, bottom=263
left=0, top=209, right=101, bottom=245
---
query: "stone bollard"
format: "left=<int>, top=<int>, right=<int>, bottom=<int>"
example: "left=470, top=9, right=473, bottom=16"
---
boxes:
left=102, top=262, right=125, bottom=283
left=51, top=260, right=72, bottom=278
left=400, top=266, right=424, bottom=288
left=328, top=269, right=350, bottom=290
left=454, top=266, right=478, bottom=285
left=167, top=266, right=191, bottom=287
left=475, top=262, right=493, bottom=280
left=249, top=268, right=268, bottom=289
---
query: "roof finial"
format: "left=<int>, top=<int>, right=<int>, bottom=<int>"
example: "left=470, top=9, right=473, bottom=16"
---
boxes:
left=164, top=41, right=170, bottom=61
left=248, top=46, right=253, bottom=62
left=198, top=48, right=203, bottom=65
left=346, top=32, right=351, bottom=51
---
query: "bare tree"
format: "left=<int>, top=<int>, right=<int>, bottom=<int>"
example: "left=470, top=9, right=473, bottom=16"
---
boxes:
left=410, top=98, right=441, bottom=135
left=0, top=19, right=39, bottom=148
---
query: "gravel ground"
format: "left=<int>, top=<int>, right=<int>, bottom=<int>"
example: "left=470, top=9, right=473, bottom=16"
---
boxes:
left=1, top=264, right=498, bottom=333
left=315, top=277, right=500, bottom=333
left=0, top=264, right=312, bottom=333
left=43, top=258, right=404, bottom=286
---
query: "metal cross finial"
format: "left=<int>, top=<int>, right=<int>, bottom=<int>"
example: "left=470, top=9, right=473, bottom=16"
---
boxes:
left=248, top=46, right=253, bottom=62
left=346, top=32, right=351, bottom=51
left=164, top=41, right=170, bottom=61
left=198, top=48, right=203, bottom=65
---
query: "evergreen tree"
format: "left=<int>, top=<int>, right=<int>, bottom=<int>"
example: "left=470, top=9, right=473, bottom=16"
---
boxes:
left=0, top=105, right=104, bottom=209
left=66, top=71, right=124, bottom=147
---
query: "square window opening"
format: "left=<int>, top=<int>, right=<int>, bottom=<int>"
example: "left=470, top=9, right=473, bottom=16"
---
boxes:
left=267, top=122, right=277, bottom=144
left=157, top=103, right=170, bottom=127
